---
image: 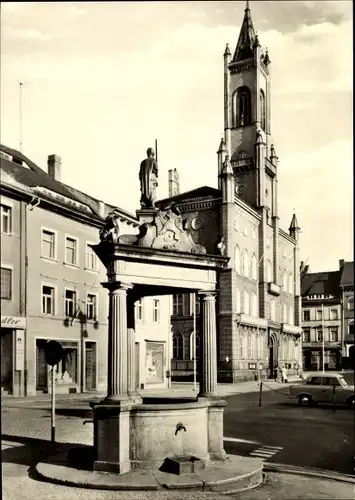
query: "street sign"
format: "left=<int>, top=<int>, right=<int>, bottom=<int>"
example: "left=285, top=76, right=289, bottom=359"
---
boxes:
left=44, top=340, right=63, bottom=366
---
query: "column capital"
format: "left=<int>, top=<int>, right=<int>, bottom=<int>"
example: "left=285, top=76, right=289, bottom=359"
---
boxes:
left=198, top=290, right=217, bottom=300
left=102, top=281, right=133, bottom=293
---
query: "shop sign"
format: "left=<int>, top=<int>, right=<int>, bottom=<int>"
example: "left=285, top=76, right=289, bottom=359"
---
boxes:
left=1, top=316, right=26, bottom=329
left=15, top=330, right=25, bottom=371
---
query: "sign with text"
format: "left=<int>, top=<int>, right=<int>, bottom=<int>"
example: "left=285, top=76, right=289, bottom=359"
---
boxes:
left=15, top=330, right=25, bottom=371
left=1, top=316, right=26, bottom=329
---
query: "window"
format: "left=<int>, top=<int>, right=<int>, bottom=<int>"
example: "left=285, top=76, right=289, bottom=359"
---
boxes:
left=86, top=244, right=98, bottom=271
left=242, top=289, right=249, bottom=315
left=1, top=267, right=12, bottom=299
left=289, top=305, right=294, bottom=326
left=303, top=310, right=310, bottom=321
left=242, top=251, right=249, bottom=277
left=236, top=288, right=241, bottom=313
left=136, top=298, right=143, bottom=321
left=348, top=321, right=354, bottom=336
left=260, top=89, right=266, bottom=131
left=307, top=377, right=322, bottom=385
left=317, top=328, right=323, bottom=342
left=348, top=297, right=354, bottom=310
left=234, top=246, right=241, bottom=273
left=235, top=86, right=252, bottom=127
left=270, top=299, right=276, bottom=321
left=303, top=328, right=310, bottom=343
left=153, top=299, right=160, bottom=322
left=251, top=254, right=257, bottom=280
left=266, top=260, right=272, bottom=282
left=173, top=333, right=184, bottom=360
left=316, top=309, right=322, bottom=321
left=248, top=334, right=253, bottom=359
left=330, top=327, right=338, bottom=342
left=240, top=333, right=244, bottom=358
left=42, top=285, right=55, bottom=315
left=42, top=230, right=56, bottom=259
left=330, top=309, right=338, bottom=320
left=86, top=294, right=97, bottom=320
left=172, top=294, right=190, bottom=316
left=65, top=289, right=77, bottom=318
left=65, top=237, right=78, bottom=265
left=1, top=204, right=12, bottom=234
left=283, top=304, right=288, bottom=323
left=251, top=293, right=257, bottom=317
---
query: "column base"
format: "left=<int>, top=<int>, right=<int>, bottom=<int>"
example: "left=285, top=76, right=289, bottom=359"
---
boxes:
left=104, top=394, right=132, bottom=406
left=93, top=459, right=130, bottom=474
left=197, top=392, right=221, bottom=400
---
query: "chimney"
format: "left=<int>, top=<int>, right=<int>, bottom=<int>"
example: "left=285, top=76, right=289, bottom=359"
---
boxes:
left=47, top=154, right=62, bottom=181
left=339, top=259, right=345, bottom=269
left=168, top=168, right=180, bottom=198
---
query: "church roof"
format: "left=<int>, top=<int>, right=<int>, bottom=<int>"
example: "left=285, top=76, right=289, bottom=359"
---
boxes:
left=157, top=186, right=221, bottom=206
left=232, top=1, right=257, bottom=63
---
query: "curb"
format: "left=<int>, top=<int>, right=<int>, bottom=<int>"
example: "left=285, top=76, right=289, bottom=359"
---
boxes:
left=34, top=453, right=264, bottom=493
left=263, top=462, right=355, bottom=484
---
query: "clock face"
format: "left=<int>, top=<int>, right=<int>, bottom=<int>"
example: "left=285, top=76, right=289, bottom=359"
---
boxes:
left=235, top=183, right=246, bottom=195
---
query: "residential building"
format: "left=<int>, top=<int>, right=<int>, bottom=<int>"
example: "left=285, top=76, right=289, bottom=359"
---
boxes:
left=301, top=259, right=354, bottom=371
left=0, top=144, right=171, bottom=396
left=162, top=3, right=303, bottom=382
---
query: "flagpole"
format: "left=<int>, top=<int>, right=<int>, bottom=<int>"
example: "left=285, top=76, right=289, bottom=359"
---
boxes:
left=322, top=303, right=325, bottom=373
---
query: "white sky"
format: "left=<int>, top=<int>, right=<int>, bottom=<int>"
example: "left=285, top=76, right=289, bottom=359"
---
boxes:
left=1, top=1, right=353, bottom=272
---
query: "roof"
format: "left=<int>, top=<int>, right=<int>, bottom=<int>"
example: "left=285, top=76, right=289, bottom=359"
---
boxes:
left=232, top=2, right=257, bottom=62
left=157, top=186, right=221, bottom=206
left=301, top=270, right=341, bottom=298
left=340, top=261, right=354, bottom=287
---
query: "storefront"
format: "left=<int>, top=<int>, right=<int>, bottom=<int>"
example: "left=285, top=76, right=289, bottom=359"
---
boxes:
left=1, top=315, right=26, bottom=396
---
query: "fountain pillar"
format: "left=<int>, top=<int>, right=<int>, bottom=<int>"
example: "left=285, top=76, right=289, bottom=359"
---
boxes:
left=198, top=291, right=218, bottom=398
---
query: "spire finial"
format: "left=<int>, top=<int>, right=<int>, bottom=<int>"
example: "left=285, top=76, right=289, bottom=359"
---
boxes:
left=246, top=0, right=250, bottom=10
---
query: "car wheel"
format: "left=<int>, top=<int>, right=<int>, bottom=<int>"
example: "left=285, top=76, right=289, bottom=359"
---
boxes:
left=298, top=394, right=313, bottom=406
left=347, top=396, right=355, bottom=410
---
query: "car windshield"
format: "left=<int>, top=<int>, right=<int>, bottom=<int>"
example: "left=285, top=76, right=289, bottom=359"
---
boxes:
left=339, top=377, right=348, bottom=387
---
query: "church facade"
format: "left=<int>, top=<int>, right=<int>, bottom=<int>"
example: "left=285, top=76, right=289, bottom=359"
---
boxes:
left=164, top=3, right=303, bottom=382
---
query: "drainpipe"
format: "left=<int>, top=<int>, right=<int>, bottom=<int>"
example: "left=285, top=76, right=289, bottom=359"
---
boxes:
left=28, top=196, right=40, bottom=211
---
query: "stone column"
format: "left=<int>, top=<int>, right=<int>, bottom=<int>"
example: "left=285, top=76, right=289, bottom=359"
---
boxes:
left=198, top=291, right=219, bottom=398
left=104, top=282, right=132, bottom=403
left=127, top=294, right=142, bottom=403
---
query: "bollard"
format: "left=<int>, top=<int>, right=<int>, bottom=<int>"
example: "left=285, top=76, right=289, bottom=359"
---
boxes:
left=258, top=381, right=263, bottom=407
left=332, top=385, right=336, bottom=412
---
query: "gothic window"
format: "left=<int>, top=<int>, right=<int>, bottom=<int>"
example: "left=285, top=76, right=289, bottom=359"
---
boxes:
left=260, top=89, right=266, bottom=131
left=236, top=288, right=241, bottom=313
left=251, top=254, right=257, bottom=280
left=251, top=292, right=257, bottom=317
left=173, top=332, right=184, bottom=360
left=242, top=289, right=250, bottom=315
left=242, top=250, right=249, bottom=277
left=233, top=86, right=252, bottom=128
left=234, top=245, right=241, bottom=274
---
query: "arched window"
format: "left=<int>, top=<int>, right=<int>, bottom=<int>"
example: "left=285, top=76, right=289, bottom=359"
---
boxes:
left=289, top=305, right=294, bottom=326
left=236, top=288, right=241, bottom=313
left=270, top=299, right=276, bottom=321
left=233, top=86, right=252, bottom=128
left=283, top=304, right=287, bottom=323
left=251, top=254, right=257, bottom=280
left=248, top=334, right=253, bottom=359
left=283, top=271, right=287, bottom=291
left=348, top=297, right=354, bottom=311
left=242, top=289, right=250, bottom=315
left=266, top=260, right=272, bottom=283
left=173, top=332, right=184, bottom=360
left=239, top=333, right=244, bottom=359
left=234, top=245, right=241, bottom=274
left=260, top=89, right=266, bottom=131
left=251, top=292, right=257, bottom=317
left=242, top=250, right=249, bottom=277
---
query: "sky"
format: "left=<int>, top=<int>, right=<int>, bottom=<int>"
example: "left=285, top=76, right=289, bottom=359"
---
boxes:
left=1, top=1, right=353, bottom=272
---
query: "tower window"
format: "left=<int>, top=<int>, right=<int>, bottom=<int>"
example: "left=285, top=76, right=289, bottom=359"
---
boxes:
left=260, top=89, right=266, bottom=131
left=233, top=86, right=251, bottom=128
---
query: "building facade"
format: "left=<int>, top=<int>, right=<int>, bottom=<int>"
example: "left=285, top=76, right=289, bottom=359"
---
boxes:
left=164, top=3, right=303, bottom=382
left=1, top=144, right=171, bottom=396
left=301, top=259, right=354, bottom=371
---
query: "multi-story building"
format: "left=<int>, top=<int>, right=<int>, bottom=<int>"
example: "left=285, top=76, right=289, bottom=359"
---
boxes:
left=301, top=259, right=354, bottom=371
left=0, top=144, right=171, bottom=396
left=164, top=2, right=303, bottom=382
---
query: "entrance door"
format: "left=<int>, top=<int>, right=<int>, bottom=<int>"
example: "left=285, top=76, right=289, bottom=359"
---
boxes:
left=135, top=342, right=140, bottom=389
left=85, top=342, right=97, bottom=391
left=1, top=328, right=13, bottom=394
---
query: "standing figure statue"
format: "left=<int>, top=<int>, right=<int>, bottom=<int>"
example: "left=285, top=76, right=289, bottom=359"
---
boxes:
left=139, top=147, right=159, bottom=208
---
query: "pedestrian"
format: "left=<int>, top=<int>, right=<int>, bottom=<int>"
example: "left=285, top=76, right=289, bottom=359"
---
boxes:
left=282, top=365, right=288, bottom=383
left=276, top=365, right=282, bottom=383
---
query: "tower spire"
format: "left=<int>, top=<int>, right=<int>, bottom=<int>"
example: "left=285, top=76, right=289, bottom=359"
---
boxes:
left=232, top=1, right=256, bottom=62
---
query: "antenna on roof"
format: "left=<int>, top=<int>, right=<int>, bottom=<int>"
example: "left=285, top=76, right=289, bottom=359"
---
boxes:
left=18, top=81, right=24, bottom=153
left=155, top=138, right=158, bottom=163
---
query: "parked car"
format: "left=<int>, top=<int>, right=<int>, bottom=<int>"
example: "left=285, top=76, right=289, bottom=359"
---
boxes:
left=289, top=373, right=355, bottom=409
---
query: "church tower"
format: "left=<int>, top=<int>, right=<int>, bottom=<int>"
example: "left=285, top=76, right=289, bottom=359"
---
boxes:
left=223, top=1, right=276, bottom=219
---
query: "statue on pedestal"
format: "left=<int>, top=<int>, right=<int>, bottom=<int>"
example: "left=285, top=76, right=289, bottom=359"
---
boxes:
left=139, top=148, right=159, bottom=208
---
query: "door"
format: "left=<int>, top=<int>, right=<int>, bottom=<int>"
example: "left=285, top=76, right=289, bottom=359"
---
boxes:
left=1, top=329, right=13, bottom=393
left=85, top=342, right=97, bottom=391
left=135, top=342, right=140, bottom=389
left=36, top=339, right=48, bottom=390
